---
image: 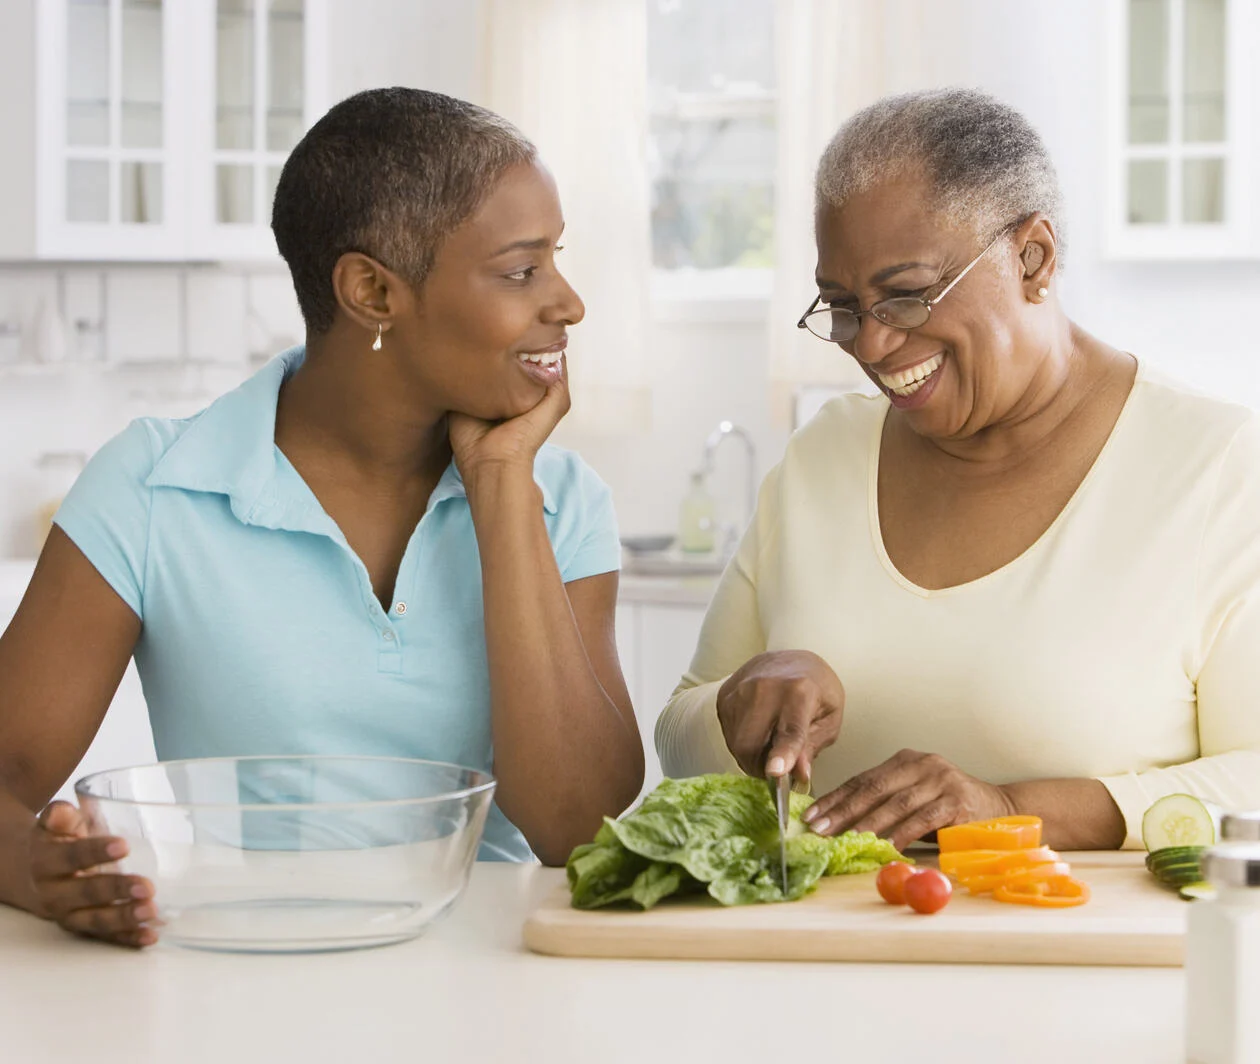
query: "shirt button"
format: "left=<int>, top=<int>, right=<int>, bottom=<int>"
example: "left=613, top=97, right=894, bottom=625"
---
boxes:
left=382, top=630, right=395, bottom=642
left=394, top=602, right=407, bottom=616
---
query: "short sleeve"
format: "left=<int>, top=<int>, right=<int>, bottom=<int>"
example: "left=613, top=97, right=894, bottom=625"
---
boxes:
left=52, top=420, right=158, bottom=619
left=544, top=449, right=621, bottom=584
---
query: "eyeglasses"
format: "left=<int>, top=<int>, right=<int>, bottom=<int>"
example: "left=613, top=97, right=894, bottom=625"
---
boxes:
left=796, top=231, right=1005, bottom=345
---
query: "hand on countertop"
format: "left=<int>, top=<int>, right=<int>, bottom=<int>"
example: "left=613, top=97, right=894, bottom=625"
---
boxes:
left=27, top=802, right=158, bottom=949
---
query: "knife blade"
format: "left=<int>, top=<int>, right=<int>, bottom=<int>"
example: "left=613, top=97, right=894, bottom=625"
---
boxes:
left=768, top=771, right=790, bottom=896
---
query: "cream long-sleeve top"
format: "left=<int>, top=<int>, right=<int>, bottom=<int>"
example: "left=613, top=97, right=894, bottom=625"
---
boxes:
left=656, top=363, right=1260, bottom=848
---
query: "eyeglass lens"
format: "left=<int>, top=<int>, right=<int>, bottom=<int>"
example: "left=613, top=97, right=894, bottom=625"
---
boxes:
left=808, top=297, right=932, bottom=342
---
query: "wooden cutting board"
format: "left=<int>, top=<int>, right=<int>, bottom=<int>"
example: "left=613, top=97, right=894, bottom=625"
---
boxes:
left=523, top=852, right=1187, bottom=966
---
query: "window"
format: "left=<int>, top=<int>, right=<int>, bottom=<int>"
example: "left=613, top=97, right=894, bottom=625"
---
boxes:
left=1108, top=0, right=1257, bottom=258
left=646, top=0, right=776, bottom=299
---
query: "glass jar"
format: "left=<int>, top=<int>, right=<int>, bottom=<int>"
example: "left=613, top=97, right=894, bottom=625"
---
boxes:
left=678, top=471, right=716, bottom=554
left=1221, top=811, right=1260, bottom=842
left=1185, top=842, right=1260, bottom=1064
left=0, top=320, right=21, bottom=365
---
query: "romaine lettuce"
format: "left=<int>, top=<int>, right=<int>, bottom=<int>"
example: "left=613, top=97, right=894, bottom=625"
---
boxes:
left=566, top=774, right=905, bottom=909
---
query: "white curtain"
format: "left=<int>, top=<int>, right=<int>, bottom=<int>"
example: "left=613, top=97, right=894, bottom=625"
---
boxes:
left=480, top=0, right=653, bottom=433
left=768, top=0, right=964, bottom=423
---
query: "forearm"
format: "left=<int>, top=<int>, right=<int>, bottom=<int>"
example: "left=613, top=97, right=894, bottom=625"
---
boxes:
left=1001, top=778, right=1126, bottom=851
left=0, top=784, right=43, bottom=914
left=657, top=680, right=740, bottom=779
left=468, top=468, right=642, bottom=864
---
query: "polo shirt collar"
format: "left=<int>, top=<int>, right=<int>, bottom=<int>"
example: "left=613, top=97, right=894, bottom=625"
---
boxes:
left=145, top=346, right=558, bottom=524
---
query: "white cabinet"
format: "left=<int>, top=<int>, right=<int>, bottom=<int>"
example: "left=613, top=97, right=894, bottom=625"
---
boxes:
left=34, top=0, right=188, bottom=260
left=185, top=0, right=328, bottom=259
left=1107, top=0, right=1259, bottom=258
left=0, top=0, right=327, bottom=262
left=616, top=594, right=711, bottom=801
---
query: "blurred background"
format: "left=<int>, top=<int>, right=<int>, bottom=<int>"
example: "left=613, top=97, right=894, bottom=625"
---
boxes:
left=1, top=0, right=1258, bottom=794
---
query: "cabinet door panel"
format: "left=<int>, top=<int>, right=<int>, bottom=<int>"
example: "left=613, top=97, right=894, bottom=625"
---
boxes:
left=37, top=0, right=188, bottom=259
left=636, top=604, right=707, bottom=797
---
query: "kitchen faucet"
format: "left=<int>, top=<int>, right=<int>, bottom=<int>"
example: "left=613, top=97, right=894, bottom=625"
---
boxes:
left=699, top=420, right=757, bottom=554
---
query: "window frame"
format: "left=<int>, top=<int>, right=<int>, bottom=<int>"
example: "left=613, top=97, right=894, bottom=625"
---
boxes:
left=647, top=76, right=777, bottom=311
left=1106, top=0, right=1257, bottom=259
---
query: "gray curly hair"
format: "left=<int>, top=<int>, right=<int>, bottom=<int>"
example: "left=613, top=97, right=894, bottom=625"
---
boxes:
left=816, top=88, right=1065, bottom=261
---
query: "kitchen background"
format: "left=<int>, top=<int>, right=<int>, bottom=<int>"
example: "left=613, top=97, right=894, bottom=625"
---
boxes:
left=1, top=0, right=1257, bottom=799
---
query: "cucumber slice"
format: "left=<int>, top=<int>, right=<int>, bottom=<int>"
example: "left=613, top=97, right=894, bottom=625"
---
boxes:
left=1148, top=844, right=1208, bottom=864
left=1142, top=794, right=1220, bottom=851
left=1147, top=846, right=1206, bottom=872
left=1179, top=881, right=1216, bottom=901
left=1154, top=864, right=1205, bottom=887
left=1146, top=845, right=1206, bottom=888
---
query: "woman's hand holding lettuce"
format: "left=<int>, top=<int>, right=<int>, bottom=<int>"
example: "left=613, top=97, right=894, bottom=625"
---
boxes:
left=567, top=774, right=904, bottom=909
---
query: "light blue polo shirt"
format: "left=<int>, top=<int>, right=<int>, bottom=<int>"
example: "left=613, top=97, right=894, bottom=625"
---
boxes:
left=54, top=346, right=622, bottom=861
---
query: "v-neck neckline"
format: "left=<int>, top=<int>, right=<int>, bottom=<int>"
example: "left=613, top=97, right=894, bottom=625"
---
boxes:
left=867, top=358, right=1145, bottom=598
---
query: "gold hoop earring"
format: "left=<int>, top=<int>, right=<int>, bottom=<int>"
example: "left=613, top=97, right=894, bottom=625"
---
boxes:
left=372, top=323, right=383, bottom=351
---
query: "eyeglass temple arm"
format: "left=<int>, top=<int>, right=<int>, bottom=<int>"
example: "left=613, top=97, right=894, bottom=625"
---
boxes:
left=926, top=232, right=1004, bottom=307
left=796, top=295, right=822, bottom=329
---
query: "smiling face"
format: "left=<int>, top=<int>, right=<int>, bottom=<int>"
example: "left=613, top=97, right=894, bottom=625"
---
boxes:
left=382, top=160, right=584, bottom=422
left=814, top=173, right=1057, bottom=441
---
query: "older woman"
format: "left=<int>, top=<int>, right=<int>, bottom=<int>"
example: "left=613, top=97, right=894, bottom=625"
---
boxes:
left=0, top=88, right=643, bottom=947
left=657, top=88, right=1260, bottom=853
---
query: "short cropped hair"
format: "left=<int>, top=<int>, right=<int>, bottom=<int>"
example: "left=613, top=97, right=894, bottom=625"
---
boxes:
left=272, top=87, right=537, bottom=333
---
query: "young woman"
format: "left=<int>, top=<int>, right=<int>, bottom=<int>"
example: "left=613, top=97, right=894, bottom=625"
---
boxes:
left=0, top=88, right=644, bottom=948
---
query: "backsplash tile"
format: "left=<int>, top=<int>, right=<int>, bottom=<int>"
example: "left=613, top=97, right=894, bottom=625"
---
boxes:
left=105, top=269, right=183, bottom=364
left=186, top=270, right=248, bottom=365
left=246, top=273, right=303, bottom=359
left=0, top=271, right=59, bottom=362
left=0, top=262, right=304, bottom=557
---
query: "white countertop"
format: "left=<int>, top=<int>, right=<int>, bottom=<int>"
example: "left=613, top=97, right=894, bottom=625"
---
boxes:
left=618, top=571, right=719, bottom=607
left=0, top=865, right=1186, bottom=1064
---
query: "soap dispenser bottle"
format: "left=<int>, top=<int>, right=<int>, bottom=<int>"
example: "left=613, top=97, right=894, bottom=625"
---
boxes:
left=678, top=470, right=716, bottom=554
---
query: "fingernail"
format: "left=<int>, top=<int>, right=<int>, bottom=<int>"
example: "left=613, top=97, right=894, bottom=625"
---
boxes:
left=130, top=883, right=150, bottom=900
left=766, top=757, right=785, bottom=776
left=106, top=840, right=127, bottom=859
left=811, top=817, right=830, bottom=834
left=801, top=806, right=818, bottom=823
left=133, top=904, right=155, bottom=922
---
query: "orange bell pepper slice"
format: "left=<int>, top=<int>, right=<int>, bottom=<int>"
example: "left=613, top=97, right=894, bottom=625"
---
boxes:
left=993, top=874, right=1090, bottom=908
left=960, top=860, right=1071, bottom=895
left=937, top=816, right=1042, bottom=852
left=938, top=846, right=1059, bottom=879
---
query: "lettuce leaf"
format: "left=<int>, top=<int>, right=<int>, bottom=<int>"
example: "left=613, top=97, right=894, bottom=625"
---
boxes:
left=566, top=774, right=906, bottom=909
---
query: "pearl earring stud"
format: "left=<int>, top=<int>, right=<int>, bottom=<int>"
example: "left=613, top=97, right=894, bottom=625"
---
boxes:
left=1037, top=287, right=1049, bottom=298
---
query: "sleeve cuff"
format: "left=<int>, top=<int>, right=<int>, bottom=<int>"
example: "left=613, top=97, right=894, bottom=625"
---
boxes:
left=1095, top=771, right=1153, bottom=851
left=52, top=507, right=144, bottom=619
left=655, top=678, right=741, bottom=779
left=561, top=548, right=620, bottom=584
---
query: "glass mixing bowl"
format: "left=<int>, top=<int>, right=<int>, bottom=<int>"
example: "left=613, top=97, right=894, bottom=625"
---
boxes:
left=74, top=755, right=496, bottom=953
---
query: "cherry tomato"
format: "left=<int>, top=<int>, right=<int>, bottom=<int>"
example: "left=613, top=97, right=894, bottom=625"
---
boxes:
left=876, top=861, right=918, bottom=905
left=904, top=868, right=953, bottom=914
